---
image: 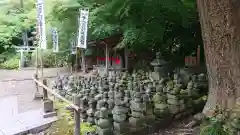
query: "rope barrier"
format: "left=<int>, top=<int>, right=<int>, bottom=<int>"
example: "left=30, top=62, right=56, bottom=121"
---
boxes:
left=32, top=76, right=80, bottom=111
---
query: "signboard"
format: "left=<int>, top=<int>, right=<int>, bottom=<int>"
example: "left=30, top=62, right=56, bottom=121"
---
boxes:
left=52, top=28, right=59, bottom=52
left=36, top=0, right=47, bottom=49
left=77, top=9, right=89, bottom=49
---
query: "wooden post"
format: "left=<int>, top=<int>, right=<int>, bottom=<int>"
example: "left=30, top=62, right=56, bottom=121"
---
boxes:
left=81, top=49, right=86, bottom=73
left=74, top=96, right=81, bottom=135
left=124, top=46, right=128, bottom=71
left=197, top=45, right=200, bottom=66
left=42, top=79, right=48, bottom=100
left=76, top=48, right=79, bottom=73
left=34, top=73, right=39, bottom=92
left=34, top=73, right=43, bottom=99
left=105, top=43, right=109, bottom=76
left=55, top=54, right=57, bottom=67
left=37, top=37, right=43, bottom=78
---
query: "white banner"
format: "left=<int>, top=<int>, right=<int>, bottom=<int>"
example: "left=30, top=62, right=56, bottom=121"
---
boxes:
left=52, top=28, right=59, bottom=52
left=77, top=9, right=89, bottom=49
left=36, top=0, right=47, bottom=50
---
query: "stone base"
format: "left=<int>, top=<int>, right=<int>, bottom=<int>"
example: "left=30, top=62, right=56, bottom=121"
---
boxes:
left=34, top=92, right=43, bottom=100
left=168, top=104, right=180, bottom=114
left=113, top=122, right=129, bottom=134
left=96, top=127, right=113, bottom=135
left=179, top=103, right=186, bottom=112
left=145, top=114, right=156, bottom=124
left=129, top=117, right=145, bottom=127
left=43, top=111, right=57, bottom=118
left=43, top=99, right=54, bottom=113
left=151, top=72, right=160, bottom=80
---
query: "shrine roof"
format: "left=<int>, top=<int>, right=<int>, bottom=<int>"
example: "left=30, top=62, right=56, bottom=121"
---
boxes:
left=88, top=34, right=122, bottom=48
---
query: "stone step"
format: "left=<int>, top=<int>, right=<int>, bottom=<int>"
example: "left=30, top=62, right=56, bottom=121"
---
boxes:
left=0, top=96, right=18, bottom=119
left=0, top=109, right=58, bottom=135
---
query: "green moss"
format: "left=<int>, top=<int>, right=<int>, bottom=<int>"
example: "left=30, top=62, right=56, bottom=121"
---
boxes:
left=46, top=100, right=96, bottom=135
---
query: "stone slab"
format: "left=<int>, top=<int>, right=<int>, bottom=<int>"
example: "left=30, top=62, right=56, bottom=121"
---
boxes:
left=0, top=96, right=18, bottom=119
left=0, top=109, right=57, bottom=135
left=43, top=111, right=57, bottom=118
left=0, top=119, right=28, bottom=135
left=17, top=109, right=58, bottom=131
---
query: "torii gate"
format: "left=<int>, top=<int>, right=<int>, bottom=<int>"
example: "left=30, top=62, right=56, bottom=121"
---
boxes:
left=15, top=46, right=36, bottom=69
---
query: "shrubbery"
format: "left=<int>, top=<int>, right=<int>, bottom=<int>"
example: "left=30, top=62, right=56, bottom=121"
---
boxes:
left=200, top=107, right=240, bottom=135
left=31, top=50, right=70, bottom=68
left=0, top=53, right=20, bottom=69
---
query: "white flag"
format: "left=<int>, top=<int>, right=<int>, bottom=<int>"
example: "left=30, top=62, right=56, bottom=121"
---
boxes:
left=37, top=0, right=47, bottom=50
left=52, top=28, right=59, bottom=52
left=77, top=9, right=89, bottom=49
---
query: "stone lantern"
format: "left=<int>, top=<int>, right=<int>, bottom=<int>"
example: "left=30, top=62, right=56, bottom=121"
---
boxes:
left=151, top=52, right=170, bottom=79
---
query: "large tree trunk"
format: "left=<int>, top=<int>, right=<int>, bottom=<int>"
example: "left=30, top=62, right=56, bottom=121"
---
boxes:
left=196, top=0, right=240, bottom=116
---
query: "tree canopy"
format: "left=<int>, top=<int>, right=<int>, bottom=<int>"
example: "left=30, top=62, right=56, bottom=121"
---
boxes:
left=0, top=0, right=202, bottom=60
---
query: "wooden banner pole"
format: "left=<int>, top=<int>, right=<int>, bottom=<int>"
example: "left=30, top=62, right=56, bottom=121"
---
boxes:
left=81, top=49, right=86, bottom=73
left=75, top=47, right=79, bottom=73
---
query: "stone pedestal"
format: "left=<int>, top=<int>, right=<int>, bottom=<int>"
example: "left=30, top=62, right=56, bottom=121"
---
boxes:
left=43, top=111, right=57, bottom=118
left=129, top=126, right=148, bottom=135
left=167, top=94, right=181, bottom=115
left=43, top=100, right=54, bottom=113
left=154, top=103, right=168, bottom=118
left=129, top=117, right=144, bottom=127
left=113, top=122, right=129, bottom=135
left=96, top=127, right=113, bottom=135
left=34, top=91, right=43, bottom=100
left=43, top=100, right=57, bottom=118
left=168, top=104, right=180, bottom=114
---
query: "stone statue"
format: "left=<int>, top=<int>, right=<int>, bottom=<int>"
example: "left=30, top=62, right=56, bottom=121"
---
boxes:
left=87, top=100, right=97, bottom=125
left=129, top=92, right=146, bottom=128
left=79, top=95, right=88, bottom=122
left=112, top=100, right=129, bottom=134
left=107, top=89, right=115, bottom=110
left=96, top=107, right=113, bottom=135
left=152, top=86, right=168, bottom=118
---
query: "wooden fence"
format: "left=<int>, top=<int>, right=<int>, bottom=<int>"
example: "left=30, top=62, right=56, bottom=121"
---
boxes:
left=33, top=74, right=81, bottom=135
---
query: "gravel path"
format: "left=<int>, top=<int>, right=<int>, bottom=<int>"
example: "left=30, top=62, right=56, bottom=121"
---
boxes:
left=0, top=67, right=92, bottom=113
left=0, top=67, right=73, bottom=113
left=0, top=67, right=70, bottom=81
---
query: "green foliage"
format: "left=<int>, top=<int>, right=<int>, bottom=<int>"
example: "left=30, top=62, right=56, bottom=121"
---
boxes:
left=0, top=0, right=202, bottom=65
left=0, top=54, right=20, bottom=69
left=49, top=0, right=202, bottom=59
left=200, top=107, right=240, bottom=135
left=31, top=50, right=70, bottom=68
left=200, top=117, right=228, bottom=135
